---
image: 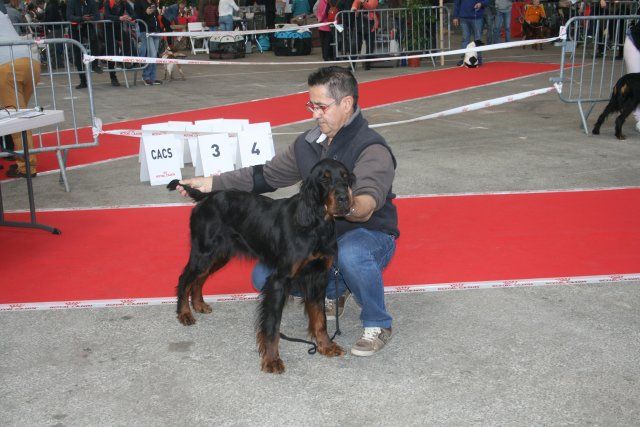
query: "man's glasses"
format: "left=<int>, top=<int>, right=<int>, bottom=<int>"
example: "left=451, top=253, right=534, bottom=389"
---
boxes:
left=305, top=100, right=336, bottom=114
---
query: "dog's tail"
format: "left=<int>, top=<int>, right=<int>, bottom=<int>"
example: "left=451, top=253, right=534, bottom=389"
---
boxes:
left=167, top=179, right=209, bottom=202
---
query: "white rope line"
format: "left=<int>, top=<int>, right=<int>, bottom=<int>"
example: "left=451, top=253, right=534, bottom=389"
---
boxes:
left=147, top=20, right=333, bottom=38
left=93, top=83, right=561, bottom=138
left=84, top=32, right=563, bottom=65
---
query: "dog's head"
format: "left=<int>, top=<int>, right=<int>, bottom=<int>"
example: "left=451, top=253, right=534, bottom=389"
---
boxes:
left=162, top=47, right=175, bottom=59
left=297, top=158, right=354, bottom=225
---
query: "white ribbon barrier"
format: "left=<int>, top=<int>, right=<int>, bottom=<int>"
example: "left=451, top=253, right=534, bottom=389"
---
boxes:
left=92, top=84, right=562, bottom=139
left=146, top=20, right=340, bottom=38
left=84, top=29, right=565, bottom=65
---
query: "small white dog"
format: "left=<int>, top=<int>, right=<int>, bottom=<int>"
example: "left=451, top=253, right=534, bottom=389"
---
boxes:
left=162, top=46, right=186, bottom=81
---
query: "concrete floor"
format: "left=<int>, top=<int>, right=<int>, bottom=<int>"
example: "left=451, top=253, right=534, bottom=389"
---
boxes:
left=1, top=41, right=639, bottom=426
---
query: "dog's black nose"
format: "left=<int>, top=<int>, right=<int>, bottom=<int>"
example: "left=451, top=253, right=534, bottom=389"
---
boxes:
left=336, top=194, right=349, bottom=205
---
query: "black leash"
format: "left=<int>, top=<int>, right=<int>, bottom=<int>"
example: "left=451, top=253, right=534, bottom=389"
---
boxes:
left=279, top=267, right=342, bottom=355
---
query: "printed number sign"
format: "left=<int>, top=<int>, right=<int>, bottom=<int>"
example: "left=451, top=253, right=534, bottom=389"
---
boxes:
left=237, top=126, right=275, bottom=167
left=195, top=133, right=236, bottom=177
left=193, top=119, right=248, bottom=167
left=140, top=133, right=183, bottom=186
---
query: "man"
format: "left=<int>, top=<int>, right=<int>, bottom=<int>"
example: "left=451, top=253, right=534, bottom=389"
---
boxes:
left=3, top=0, right=23, bottom=25
left=453, top=0, right=487, bottom=66
left=0, top=11, right=41, bottom=178
left=494, top=0, right=511, bottom=43
left=176, top=66, right=399, bottom=357
left=104, top=0, right=135, bottom=87
left=134, top=0, right=163, bottom=85
left=66, top=0, right=103, bottom=89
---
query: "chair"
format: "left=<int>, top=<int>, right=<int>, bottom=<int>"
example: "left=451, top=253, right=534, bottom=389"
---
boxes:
left=188, top=22, right=210, bottom=55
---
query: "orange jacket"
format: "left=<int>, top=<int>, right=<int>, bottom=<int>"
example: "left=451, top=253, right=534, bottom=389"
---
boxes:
left=524, top=4, right=546, bottom=24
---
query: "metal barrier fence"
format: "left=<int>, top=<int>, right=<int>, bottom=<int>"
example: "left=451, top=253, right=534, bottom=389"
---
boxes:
left=552, top=14, right=638, bottom=134
left=333, top=6, right=450, bottom=68
left=13, top=19, right=149, bottom=88
left=0, top=38, right=99, bottom=191
left=564, top=0, right=639, bottom=49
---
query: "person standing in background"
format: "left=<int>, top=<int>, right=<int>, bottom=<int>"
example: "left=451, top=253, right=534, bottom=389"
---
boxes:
left=217, top=0, right=238, bottom=31
left=453, top=0, right=487, bottom=66
left=494, top=0, right=511, bottom=43
left=0, top=11, right=41, bottom=178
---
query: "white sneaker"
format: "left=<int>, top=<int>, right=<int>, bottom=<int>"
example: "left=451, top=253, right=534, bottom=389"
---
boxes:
left=350, top=327, right=392, bottom=357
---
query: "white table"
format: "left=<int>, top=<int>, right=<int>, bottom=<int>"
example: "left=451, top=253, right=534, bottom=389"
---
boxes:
left=0, top=109, right=65, bottom=234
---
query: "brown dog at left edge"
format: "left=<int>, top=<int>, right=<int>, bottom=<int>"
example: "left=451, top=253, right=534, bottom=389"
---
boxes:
left=167, top=158, right=354, bottom=373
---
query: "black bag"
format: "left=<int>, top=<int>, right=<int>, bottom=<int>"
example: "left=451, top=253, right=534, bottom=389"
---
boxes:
left=209, top=34, right=246, bottom=59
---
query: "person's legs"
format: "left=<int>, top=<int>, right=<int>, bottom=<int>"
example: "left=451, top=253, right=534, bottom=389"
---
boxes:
left=484, top=8, right=495, bottom=44
left=503, top=8, right=511, bottom=42
left=0, top=58, right=41, bottom=174
left=458, top=18, right=473, bottom=65
left=148, top=37, right=160, bottom=81
left=140, top=34, right=152, bottom=81
left=623, top=36, right=640, bottom=126
left=472, top=17, right=484, bottom=63
left=336, top=228, right=395, bottom=329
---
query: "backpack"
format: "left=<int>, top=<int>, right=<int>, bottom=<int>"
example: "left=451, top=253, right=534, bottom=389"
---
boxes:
left=203, top=4, right=218, bottom=28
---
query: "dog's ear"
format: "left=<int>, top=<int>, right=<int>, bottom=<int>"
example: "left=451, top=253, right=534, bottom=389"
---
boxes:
left=295, top=170, right=327, bottom=226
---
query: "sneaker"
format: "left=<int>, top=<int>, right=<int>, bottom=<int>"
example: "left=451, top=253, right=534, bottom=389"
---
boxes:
left=635, top=122, right=640, bottom=133
left=351, top=327, right=392, bottom=357
left=325, top=291, right=351, bottom=321
left=110, top=80, right=121, bottom=87
left=143, top=79, right=153, bottom=86
left=75, top=81, right=87, bottom=89
left=152, top=80, right=163, bottom=85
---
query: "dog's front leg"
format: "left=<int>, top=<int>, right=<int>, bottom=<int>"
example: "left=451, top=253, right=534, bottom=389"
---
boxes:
left=257, top=275, right=287, bottom=373
left=306, top=298, right=344, bottom=357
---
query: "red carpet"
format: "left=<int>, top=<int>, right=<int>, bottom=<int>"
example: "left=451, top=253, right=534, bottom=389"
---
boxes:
left=1, top=62, right=560, bottom=179
left=1, top=188, right=638, bottom=308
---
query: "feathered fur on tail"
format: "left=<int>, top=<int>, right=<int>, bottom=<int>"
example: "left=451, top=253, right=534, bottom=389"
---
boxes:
left=167, top=179, right=209, bottom=202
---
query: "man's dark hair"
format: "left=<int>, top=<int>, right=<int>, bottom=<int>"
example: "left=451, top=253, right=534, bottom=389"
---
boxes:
left=308, top=66, right=359, bottom=110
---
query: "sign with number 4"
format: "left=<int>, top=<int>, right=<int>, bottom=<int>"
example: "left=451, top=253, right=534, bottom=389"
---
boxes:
left=237, top=126, right=275, bottom=167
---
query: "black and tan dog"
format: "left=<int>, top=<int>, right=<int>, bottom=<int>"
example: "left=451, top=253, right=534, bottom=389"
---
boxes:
left=167, top=158, right=354, bottom=373
left=592, top=73, right=640, bottom=140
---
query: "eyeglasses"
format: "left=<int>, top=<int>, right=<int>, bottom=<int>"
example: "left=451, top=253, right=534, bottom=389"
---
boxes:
left=305, top=100, right=336, bottom=114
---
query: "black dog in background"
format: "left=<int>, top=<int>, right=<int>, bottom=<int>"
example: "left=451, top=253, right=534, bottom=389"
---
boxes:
left=167, top=158, right=354, bottom=373
left=592, top=73, right=640, bottom=140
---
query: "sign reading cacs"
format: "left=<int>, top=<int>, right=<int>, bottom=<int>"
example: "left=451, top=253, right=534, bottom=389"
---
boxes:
left=139, top=119, right=275, bottom=186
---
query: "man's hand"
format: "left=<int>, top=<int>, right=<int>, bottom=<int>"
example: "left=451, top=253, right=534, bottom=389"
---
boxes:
left=345, top=194, right=376, bottom=222
left=175, top=176, right=213, bottom=198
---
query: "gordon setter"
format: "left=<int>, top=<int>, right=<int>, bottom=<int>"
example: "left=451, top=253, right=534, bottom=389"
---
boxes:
left=592, top=73, right=640, bottom=140
left=167, top=158, right=354, bottom=373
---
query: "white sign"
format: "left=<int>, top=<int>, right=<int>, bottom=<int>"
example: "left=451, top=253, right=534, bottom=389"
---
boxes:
left=140, top=123, right=186, bottom=166
left=167, top=121, right=193, bottom=165
left=195, top=133, right=236, bottom=177
left=237, top=125, right=275, bottom=167
left=140, top=134, right=183, bottom=186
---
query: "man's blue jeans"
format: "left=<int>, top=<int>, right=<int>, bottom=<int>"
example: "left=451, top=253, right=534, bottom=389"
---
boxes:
left=494, top=8, right=512, bottom=42
left=139, top=35, right=159, bottom=82
left=251, top=228, right=396, bottom=329
left=460, top=17, right=484, bottom=62
left=218, top=15, right=234, bottom=31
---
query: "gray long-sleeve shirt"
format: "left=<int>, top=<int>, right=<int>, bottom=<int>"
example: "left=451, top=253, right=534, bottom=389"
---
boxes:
left=212, top=109, right=395, bottom=211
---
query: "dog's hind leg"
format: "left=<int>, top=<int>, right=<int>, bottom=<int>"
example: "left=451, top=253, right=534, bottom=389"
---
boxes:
left=592, top=99, right=618, bottom=135
left=256, top=273, right=288, bottom=373
left=614, top=98, right=638, bottom=140
left=190, top=255, right=229, bottom=314
left=176, top=251, right=222, bottom=325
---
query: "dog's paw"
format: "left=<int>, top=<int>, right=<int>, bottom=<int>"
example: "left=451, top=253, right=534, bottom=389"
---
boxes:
left=192, top=301, right=212, bottom=314
left=617, top=133, right=626, bottom=140
left=318, top=342, right=345, bottom=357
left=261, top=358, right=286, bottom=374
left=592, top=128, right=600, bottom=135
left=177, top=312, right=197, bottom=326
